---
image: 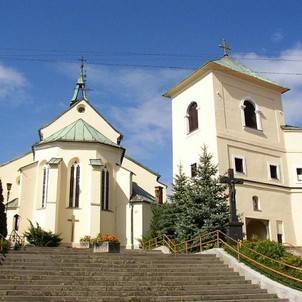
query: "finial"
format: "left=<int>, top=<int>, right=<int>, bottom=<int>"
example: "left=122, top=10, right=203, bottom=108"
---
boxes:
left=70, top=57, right=88, bottom=106
left=219, top=39, right=231, bottom=56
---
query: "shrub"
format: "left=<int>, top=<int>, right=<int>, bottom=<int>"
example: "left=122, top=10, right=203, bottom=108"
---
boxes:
left=0, top=238, right=10, bottom=255
left=242, top=240, right=285, bottom=259
left=24, top=221, right=62, bottom=247
left=225, top=239, right=302, bottom=291
left=80, top=235, right=91, bottom=244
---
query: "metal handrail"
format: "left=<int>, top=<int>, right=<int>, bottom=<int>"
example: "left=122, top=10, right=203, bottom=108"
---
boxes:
left=217, top=230, right=302, bottom=272
left=220, top=239, right=302, bottom=284
left=8, top=230, right=24, bottom=248
left=141, top=229, right=302, bottom=285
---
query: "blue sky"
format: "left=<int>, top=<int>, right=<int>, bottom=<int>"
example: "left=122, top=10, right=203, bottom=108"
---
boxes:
left=1, top=1, right=302, bottom=187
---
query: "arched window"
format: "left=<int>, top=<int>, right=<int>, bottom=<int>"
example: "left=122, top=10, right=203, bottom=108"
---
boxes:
left=252, top=196, right=260, bottom=211
left=69, top=162, right=80, bottom=208
left=101, top=169, right=110, bottom=210
left=41, top=165, right=49, bottom=208
left=243, top=100, right=257, bottom=129
left=187, top=102, right=199, bottom=133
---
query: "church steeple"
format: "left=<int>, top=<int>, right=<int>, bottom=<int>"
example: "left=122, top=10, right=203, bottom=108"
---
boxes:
left=70, top=58, right=88, bottom=106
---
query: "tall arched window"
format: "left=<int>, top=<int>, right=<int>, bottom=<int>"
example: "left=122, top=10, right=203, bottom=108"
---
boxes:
left=69, top=162, right=80, bottom=208
left=243, top=100, right=257, bottom=129
left=187, top=102, right=199, bottom=133
left=41, top=165, right=49, bottom=208
left=101, top=169, right=110, bottom=210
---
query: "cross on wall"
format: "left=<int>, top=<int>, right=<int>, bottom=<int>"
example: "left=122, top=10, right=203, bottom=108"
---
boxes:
left=67, top=215, right=79, bottom=243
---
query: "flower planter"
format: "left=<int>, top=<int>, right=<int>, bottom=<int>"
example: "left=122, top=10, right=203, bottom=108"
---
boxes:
left=93, top=241, right=120, bottom=253
left=79, top=242, right=90, bottom=249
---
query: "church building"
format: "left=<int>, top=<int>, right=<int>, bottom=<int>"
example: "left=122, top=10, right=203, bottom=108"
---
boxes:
left=0, top=63, right=166, bottom=248
left=165, top=43, right=302, bottom=246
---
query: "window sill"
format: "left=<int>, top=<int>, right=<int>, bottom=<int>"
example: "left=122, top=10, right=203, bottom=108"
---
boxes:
left=243, top=126, right=264, bottom=135
left=186, top=128, right=199, bottom=137
left=253, top=209, right=262, bottom=212
left=37, top=207, right=47, bottom=210
left=234, top=171, right=246, bottom=176
left=66, top=207, right=82, bottom=210
left=101, top=209, right=113, bottom=213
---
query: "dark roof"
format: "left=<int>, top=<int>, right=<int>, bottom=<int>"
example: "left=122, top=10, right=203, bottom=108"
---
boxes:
left=130, top=182, right=155, bottom=203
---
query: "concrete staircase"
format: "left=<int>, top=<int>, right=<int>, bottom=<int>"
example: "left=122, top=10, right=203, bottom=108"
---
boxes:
left=0, top=247, right=287, bottom=302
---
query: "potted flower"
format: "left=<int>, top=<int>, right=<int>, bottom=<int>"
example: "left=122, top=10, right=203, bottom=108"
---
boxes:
left=79, top=236, right=91, bottom=249
left=93, top=234, right=120, bottom=253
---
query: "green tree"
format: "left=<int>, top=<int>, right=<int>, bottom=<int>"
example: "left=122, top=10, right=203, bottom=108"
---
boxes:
left=147, top=147, right=230, bottom=243
left=0, top=179, right=8, bottom=238
left=175, top=146, right=230, bottom=241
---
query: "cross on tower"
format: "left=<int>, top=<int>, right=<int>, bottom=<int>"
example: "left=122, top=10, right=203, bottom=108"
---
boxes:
left=220, top=168, right=244, bottom=240
left=219, top=39, right=231, bottom=56
left=79, top=56, right=87, bottom=76
left=67, top=215, right=79, bottom=243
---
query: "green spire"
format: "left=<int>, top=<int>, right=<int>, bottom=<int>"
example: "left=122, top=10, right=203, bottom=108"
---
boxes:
left=70, top=58, right=88, bottom=106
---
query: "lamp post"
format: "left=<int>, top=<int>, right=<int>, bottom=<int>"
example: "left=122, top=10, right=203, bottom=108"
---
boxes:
left=6, top=183, right=12, bottom=212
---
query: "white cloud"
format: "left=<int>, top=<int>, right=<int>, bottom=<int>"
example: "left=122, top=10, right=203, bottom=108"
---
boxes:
left=271, top=31, right=284, bottom=43
left=236, top=43, right=302, bottom=126
left=0, top=63, right=27, bottom=104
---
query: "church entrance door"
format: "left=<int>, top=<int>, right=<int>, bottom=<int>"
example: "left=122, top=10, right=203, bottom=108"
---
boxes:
left=246, top=218, right=269, bottom=241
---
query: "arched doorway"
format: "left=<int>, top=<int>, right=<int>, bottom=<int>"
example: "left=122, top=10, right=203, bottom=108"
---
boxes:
left=246, top=218, right=269, bottom=241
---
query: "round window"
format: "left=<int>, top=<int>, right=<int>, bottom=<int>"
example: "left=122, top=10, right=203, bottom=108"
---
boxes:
left=77, top=105, right=85, bottom=113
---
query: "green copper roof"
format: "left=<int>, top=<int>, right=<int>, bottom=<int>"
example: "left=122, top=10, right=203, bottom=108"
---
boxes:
left=41, top=119, right=118, bottom=146
left=213, top=56, right=279, bottom=86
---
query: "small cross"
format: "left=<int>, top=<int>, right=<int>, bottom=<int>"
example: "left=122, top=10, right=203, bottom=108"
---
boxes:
left=219, top=39, right=231, bottom=56
left=220, top=169, right=243, bottom=223
left=67, top=215, right=79, bottom=243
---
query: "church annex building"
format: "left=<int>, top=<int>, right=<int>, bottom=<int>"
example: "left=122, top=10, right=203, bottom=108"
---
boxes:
left=0, top=64, right=166, bottom=248
left=165, top=51, right=302, bottom=246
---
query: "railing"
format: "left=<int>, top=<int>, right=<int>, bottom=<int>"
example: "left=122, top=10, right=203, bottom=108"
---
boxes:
left=8, top=230, right=24, bottom=249
left=142, top=230, right=302, bottom=288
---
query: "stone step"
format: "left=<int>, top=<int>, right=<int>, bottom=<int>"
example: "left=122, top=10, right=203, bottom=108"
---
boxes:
left=0, top=274, right=247, bottom=282
left=0, top=283, right=259, bottom=291
left=0, top=278, right=251, bottom=286
left=0, top=271, right=240, bottom=278
left=0, top=289, right=272, bottom=297
left=0, top=297, right=285, bottom=302
left=0, top=293, right=280, bottom=301
left=0, top=265, right=232, bottom=272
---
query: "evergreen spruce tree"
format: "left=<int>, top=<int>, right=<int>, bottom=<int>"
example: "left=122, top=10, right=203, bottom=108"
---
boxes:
left=0, top=179, right=8, bottom=238
left=175, top=146, right=230, bottom=241
left=147, top=165, right=188, bottom=240
left=147, top=147, right=230, bottom=243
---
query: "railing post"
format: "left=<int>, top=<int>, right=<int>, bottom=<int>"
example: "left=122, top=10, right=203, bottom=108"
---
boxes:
left=216, top=231, right=220, bottom=248
left=185, top=241, right=188, bottom=254
left=155, top=237, right=158, bottom=247
left=237, top=241, right=240, bottom=261
left=199, top=236, right=202, bottom=252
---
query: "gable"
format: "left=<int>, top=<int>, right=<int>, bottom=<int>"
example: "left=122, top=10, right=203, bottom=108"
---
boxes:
left=39, top=100, right=122, bottom=145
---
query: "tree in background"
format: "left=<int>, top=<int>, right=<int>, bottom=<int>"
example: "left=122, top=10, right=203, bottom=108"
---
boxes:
left=0, top=179, right=8, bottom=238
left=175, top=146, right=230, bottom=241
left=147, top=146, right=230, bottom=242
